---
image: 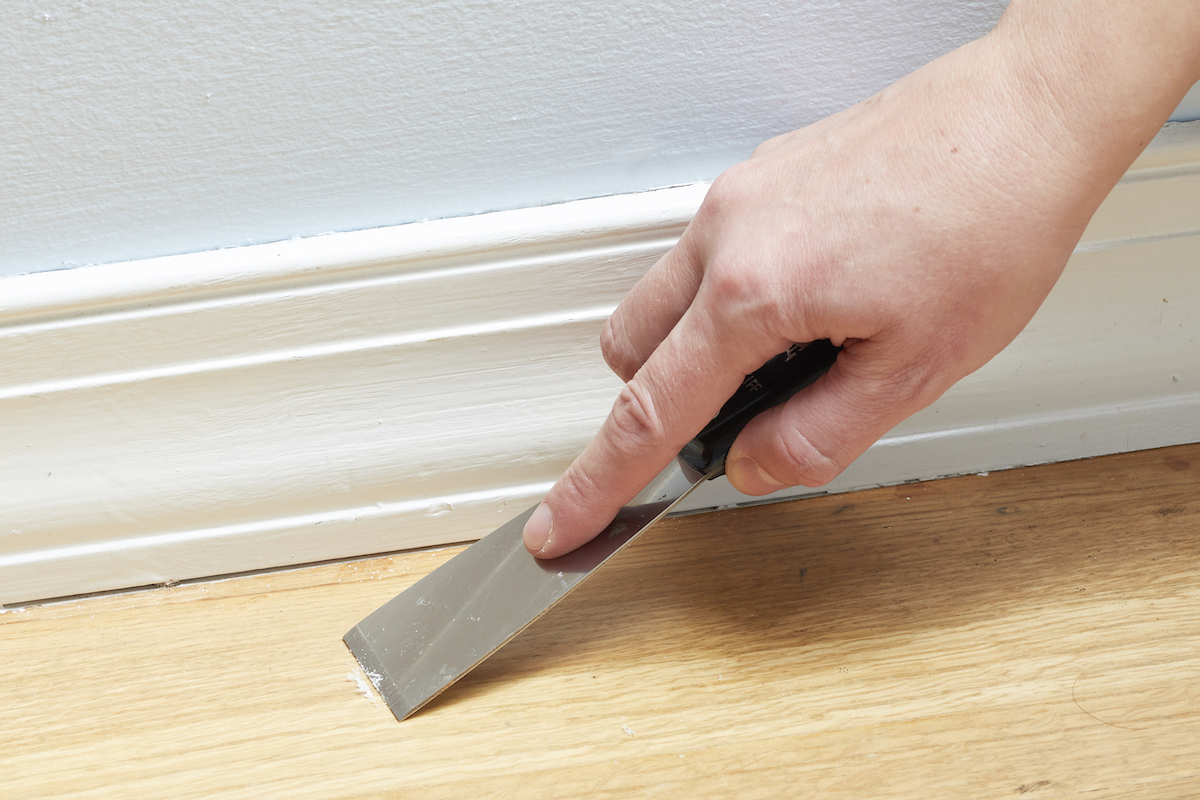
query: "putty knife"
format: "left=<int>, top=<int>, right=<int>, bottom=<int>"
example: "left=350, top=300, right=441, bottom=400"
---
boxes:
left=345, top=340, right=840, bottom=721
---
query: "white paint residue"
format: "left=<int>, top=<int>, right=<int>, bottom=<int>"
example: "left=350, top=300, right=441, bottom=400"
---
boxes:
left=427, top=501, right=453, bottom=518
left=348, top=667, right=382, bottom=707
left=622, top=724, right=635, bottom=737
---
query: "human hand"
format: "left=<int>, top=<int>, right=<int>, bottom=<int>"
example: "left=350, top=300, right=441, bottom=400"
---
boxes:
left=522, top=0, right=1200, bottom=558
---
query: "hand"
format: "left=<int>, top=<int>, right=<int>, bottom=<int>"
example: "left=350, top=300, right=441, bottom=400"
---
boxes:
left=522, top=0, right=1200, bottom=558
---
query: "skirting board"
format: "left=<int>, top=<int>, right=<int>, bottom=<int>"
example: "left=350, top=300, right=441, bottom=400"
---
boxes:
left=2, top=122, right=1199, bottom=606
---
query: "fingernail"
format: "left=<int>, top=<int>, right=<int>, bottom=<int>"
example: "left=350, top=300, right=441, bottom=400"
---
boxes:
left=523, top=503, right=553, bottom=553
left=726, top=456, right=787, bottom=496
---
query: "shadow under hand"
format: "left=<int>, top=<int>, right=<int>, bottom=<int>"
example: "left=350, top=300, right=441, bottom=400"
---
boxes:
left=426, top=447, right=1200, bottom=716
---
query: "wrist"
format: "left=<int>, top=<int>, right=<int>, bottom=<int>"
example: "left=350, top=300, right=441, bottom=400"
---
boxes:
left=990, top=0, right=1200, bottom=158
left=945, top=0, right=1200, bottom=230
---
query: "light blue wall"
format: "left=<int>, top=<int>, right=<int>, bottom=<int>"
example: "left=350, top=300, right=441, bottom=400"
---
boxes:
left=1, top=1, right=1015, bottom=277
left=1174, top=82, right=1200, bottom=121
left=18, top=4, right=1196, bottom=277
left=6, top=3, right=1194, bottom=279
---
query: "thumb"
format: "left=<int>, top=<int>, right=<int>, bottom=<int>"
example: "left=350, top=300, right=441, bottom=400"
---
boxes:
left=724, top=340, right=949, bottom=495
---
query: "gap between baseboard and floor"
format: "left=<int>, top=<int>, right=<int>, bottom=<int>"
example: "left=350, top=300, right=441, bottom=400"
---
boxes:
left=2, top=122, right=1199, bottom=606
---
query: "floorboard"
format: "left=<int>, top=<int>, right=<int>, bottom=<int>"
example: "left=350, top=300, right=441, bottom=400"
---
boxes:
left=4, top=443, right=1200, bottom=798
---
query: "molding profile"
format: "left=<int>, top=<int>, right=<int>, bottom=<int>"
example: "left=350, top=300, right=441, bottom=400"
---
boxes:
left=2, top=123, right=1199, bottom=605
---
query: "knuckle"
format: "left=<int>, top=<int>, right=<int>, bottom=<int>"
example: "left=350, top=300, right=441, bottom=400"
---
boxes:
left=895, top=371, right=946, bottom=413
left=703, top=164, right=753, bottom=215
left=702, top=256, right=783, bottom=333
left=694, top=166, right=754, bottom=235
left=707, top=256, right=766, bottom=300
left=599, top=316, right=639, bottom=382
left=693, top=171, right=788, bottom=332
left=555, top=459, right=603, bottom=509
left=606, top=378, right=669, bottom=454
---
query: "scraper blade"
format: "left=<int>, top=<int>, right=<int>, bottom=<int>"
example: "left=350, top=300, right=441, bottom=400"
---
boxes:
left=345, top=340, right=840, bottom=721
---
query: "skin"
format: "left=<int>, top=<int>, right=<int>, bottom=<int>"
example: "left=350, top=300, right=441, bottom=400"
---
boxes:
left=524, top=0, right=1200, bottom=558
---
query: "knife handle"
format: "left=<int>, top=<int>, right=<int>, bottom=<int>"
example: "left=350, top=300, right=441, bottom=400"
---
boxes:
left=677, top=340, right=841, bottom=477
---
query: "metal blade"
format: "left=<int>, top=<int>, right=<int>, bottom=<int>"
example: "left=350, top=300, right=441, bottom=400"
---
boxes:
left=345, top=456, right=711, bottom=721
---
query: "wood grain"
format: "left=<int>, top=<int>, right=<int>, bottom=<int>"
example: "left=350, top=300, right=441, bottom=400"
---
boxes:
left=4, top=443, right=1200, bottom=798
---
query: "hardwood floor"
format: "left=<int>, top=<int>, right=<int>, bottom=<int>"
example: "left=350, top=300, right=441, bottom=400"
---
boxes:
left=4, top=443, right=1200, bottom=798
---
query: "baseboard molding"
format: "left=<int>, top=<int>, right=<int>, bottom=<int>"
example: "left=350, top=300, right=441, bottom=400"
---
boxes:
left=3, top=123, right=1199, bottom=606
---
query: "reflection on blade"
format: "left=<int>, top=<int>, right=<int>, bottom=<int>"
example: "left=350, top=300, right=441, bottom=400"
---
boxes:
left=344, top=457, right=710, bottom=721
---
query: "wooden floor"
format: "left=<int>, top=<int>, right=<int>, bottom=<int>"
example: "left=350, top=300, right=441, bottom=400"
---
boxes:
left=4, top=444, right=1200, bottom=799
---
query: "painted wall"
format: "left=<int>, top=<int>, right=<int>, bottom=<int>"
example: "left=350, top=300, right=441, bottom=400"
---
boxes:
left=1175, top=82, right=1200, bottom=121
left=3, top=0, right=1013, bottom=277
left=6, top=2, right=1198, bottom=279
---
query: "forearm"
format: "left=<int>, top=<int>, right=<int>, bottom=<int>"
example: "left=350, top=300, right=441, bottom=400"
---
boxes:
left=993, top=0, right=1200, bottom=187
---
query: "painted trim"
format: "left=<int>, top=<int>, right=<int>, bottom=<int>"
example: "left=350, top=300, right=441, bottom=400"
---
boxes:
left=3, top=124, right=1199, bottom=605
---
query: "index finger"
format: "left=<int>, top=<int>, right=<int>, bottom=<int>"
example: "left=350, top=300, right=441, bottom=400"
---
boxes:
left=523, top=302, right=787, bottom=558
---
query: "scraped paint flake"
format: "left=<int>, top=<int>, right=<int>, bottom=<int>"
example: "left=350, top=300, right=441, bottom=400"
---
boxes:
left=348, top=666, right=382, bottom=707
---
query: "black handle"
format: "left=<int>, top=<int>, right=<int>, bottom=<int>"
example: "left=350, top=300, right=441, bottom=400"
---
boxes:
left=677, top=340, right=841, bottom=476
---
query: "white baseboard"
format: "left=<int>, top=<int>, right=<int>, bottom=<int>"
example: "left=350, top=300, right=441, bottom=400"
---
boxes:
left=3, top=123, right=1199, bottom=606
